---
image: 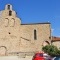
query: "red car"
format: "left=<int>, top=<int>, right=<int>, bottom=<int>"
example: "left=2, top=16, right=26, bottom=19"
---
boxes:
left=32, top=52, right=45, bottom=60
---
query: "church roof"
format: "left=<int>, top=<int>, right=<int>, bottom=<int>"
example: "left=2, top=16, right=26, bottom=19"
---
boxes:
left=21, top=22, right=50, bottom=25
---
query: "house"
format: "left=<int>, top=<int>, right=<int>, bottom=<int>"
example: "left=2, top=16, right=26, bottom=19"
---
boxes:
left=51, top=36, right=60, bottom=49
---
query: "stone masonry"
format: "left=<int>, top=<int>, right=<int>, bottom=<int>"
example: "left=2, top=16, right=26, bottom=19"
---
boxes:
left=0, top=4, right=51, bottom=56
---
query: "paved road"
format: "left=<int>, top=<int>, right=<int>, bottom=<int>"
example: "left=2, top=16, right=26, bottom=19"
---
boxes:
left=0, top=56, right=33, bottom=60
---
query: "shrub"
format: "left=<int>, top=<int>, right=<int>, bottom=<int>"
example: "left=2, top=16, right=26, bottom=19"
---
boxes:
left=42, top=45, right=60, bottom=56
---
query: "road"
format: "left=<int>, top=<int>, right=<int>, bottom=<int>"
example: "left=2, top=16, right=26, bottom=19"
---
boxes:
left=0, top=56, right=33, bottom=60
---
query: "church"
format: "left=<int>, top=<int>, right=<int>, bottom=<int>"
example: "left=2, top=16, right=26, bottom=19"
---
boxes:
left=0, top=4, right=51, bottom=56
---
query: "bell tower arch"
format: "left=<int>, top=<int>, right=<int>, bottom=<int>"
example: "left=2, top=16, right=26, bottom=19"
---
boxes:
left=5, top=4, right=12, bottom=10
left=1, top=4, right=21, bottom=27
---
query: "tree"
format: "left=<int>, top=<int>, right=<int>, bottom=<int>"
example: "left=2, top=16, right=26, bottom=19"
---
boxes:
left=42, top=45, right=60, bottom=56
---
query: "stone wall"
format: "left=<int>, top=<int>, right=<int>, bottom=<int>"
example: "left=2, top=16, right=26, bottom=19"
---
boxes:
left=0, top=4, right=51, bottom=56
left=52, top=41, right=60, bottom=49
left=20, top=24, right=51, bottom=52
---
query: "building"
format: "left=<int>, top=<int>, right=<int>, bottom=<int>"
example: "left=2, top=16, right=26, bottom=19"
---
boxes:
left=0, top=4, right=51, bottom=56
left=51, top=36, right=60, bottom=49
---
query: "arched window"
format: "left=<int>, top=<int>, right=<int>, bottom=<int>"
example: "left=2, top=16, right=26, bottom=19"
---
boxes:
left=34, top=29, right=37, bottom=40
left=8, top=5, right=10, bottom=10
left=9, top=18, right=15, bottom=27
left=9, top=10, right=12, bottom=16
left=5, top=18, right=9, bottom=27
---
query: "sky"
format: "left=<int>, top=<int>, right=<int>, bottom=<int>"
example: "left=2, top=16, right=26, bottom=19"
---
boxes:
left=0, top=0, right=60, bottom=37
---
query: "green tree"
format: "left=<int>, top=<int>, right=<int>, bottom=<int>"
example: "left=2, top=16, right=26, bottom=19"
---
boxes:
left=42, top=45, right=60, bottom=56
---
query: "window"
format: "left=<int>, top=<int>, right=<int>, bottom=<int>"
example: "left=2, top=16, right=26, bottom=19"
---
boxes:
left=8, top=5, right=10, bottom=10
left=5, top=18, right=9, bottom=27
left=9, top=18, right=15, bottom=27
left=34, top=30, right=37, bottom=40
left=36, top=53, right=43, bottom=57
left=9, top=10, right=12, bottom=16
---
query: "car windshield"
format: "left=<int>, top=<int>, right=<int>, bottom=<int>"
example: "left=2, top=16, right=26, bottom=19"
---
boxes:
left=35, top=53, right=43, bottom=57
left=54, top=57, right=60, bottom=60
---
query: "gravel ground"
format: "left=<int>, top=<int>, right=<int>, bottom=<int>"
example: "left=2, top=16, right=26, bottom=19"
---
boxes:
left=0, top=56, right=33, bottom=60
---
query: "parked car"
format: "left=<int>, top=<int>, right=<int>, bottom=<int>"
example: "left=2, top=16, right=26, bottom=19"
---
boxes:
left=52, top=56, right=60, bottom=60
left=43, top=53, right=52, bottom=60
left=32, top=52, right=45, bottom=60
left=32, top=52, right=52, bottom=60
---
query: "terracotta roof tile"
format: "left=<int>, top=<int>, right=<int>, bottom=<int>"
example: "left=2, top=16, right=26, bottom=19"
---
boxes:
left=52, top=36, right=60, bottom=41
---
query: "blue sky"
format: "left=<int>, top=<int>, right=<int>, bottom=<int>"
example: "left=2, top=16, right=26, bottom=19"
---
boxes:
left=0, top=0, right=60, bottom=37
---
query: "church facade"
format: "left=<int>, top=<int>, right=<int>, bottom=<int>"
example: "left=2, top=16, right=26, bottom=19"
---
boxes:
left=0, top=4, right=51, bottom=56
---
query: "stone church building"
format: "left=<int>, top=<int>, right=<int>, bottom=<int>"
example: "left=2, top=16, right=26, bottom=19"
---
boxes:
left=0, top=4, right=51, bottom=56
